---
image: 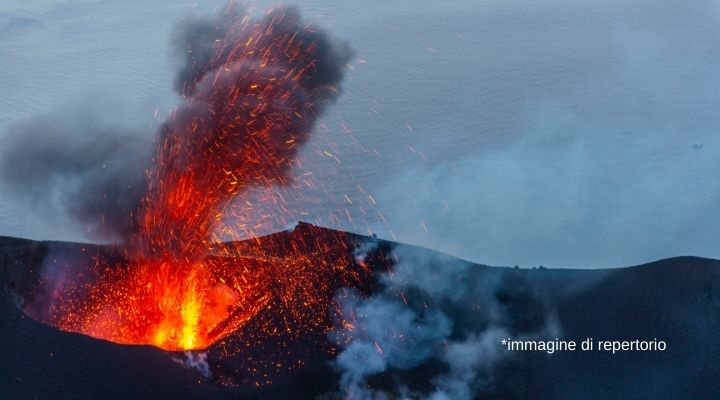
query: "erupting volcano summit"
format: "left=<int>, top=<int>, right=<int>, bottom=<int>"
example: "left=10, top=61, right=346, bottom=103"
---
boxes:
left=23, top=3, right=356, bottom=352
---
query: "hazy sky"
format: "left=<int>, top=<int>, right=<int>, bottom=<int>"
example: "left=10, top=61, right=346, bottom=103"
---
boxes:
left=1, top=0, right=719, bottom=268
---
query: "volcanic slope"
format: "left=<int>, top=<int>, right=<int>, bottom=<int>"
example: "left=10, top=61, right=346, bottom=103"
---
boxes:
left=1, top=223, right=719, bottom=399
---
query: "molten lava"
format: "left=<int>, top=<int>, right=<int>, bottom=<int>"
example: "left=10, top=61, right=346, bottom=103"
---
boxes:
left=32, top=3, right=363, bottom=352
left=45, top=226, right=368, bottom=352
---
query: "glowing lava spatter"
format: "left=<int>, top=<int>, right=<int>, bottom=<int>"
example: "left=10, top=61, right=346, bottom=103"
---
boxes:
left=35, top=3, right=359, bottom=352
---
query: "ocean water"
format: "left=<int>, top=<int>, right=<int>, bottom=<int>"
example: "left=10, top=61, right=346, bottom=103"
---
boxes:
left=1, top=0, right=719, bottom=267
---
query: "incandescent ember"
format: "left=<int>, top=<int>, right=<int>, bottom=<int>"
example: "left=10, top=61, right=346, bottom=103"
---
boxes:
left=24, top=3, right=364, bottom=353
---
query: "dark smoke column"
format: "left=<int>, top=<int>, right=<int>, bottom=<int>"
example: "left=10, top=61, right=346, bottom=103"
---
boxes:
left=15, top=2, right=355, bottom=352
left=133, top=2, right=353, bottom=259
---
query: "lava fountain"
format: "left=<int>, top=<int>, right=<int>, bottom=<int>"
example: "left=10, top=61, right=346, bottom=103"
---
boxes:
left=27, top=3, right=359, bottom=352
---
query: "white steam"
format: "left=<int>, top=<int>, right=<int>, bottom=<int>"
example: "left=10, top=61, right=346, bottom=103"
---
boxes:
left=331, top=243, right=560, bottom=399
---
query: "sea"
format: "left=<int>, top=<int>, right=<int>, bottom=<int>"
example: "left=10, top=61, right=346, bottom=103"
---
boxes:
left=1, top=0, right=719, bottom=268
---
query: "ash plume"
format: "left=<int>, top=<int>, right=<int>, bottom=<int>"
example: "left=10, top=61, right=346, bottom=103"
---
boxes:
left=0, top=1, right=352, bottom=247
left=136, top=2, right=353, bottom=257
left=0, top=100, right=151, bottom=241
left=330, top=245, right=560, bottom=399
left=2, top=1, right=355, bottom=353
left=172, top=3, right=349, bottom=101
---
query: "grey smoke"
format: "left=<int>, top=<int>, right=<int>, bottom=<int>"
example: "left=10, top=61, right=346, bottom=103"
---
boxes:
left=332, top=290, right=452, bottom=399
left=171, top=2, right=352, bottom=101
left=173, top=352, right=212, bottom=379
left=0, top=1, right=351, bottom=243
left=331, top=244, right=560, bottom=399
left=0, top=99, right=151, bottom=241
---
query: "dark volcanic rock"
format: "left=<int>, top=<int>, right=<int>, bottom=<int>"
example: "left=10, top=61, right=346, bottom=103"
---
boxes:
left=1, top=225, right=719, bottom=399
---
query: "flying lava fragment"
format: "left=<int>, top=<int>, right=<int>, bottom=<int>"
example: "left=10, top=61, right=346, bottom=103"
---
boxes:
left=24, top=2, right=361, bottom=353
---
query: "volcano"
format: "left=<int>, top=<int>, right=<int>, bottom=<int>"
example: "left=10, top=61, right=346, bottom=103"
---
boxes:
left=2, top=223, right=720, bottom=399
left=0, top=2, right=356, bottom=355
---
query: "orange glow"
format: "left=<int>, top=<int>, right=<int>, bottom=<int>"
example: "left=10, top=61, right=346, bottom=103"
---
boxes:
left=45, top=227, right=367, bottom=351
left=34, top=4, right=365, bottom=353
left=53, top=258, right=245, bottom=351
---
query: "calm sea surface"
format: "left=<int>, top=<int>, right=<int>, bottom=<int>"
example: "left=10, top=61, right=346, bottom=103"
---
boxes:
left=1, top=0, right=719, bottom=267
